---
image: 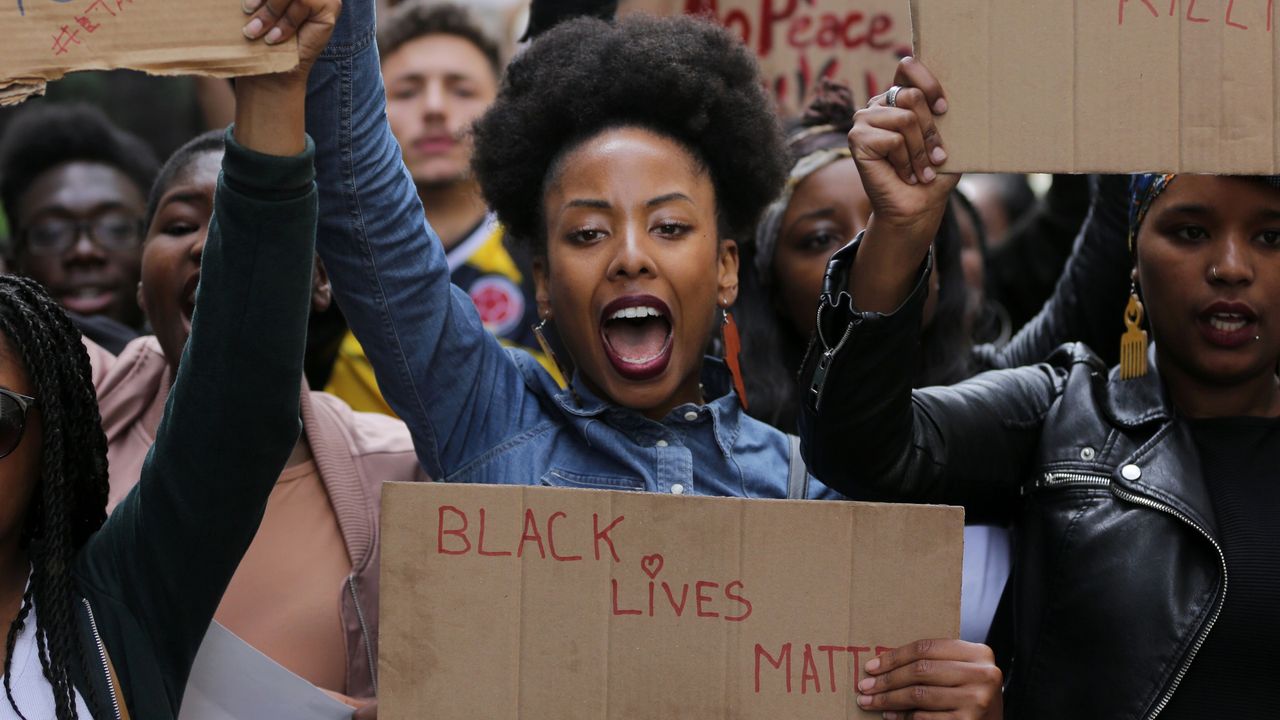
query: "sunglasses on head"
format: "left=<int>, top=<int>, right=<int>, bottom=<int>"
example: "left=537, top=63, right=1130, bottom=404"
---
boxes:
left=0, top=387, right=38, bottom=459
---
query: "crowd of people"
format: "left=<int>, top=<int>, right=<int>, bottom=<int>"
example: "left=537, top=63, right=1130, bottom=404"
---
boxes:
left=0, top=0, right=1274, bottom=718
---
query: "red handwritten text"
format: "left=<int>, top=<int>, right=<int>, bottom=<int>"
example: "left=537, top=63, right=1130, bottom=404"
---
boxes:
left=1119, top=0, right=1276, bottom=30
left=754, top=642, right=893, bottom=694
left=435, top=505, right=623, bottom=563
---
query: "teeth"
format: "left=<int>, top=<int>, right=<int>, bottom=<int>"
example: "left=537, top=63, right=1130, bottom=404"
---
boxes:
left=610, top=306, right=661, bottom=321
left=1209, top=315, right=1247, bottom=332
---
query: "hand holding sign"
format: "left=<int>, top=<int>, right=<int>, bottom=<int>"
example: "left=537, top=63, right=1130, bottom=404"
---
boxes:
left=233, top=0, right=338, bottom=157
left=856, top=638, right=1003, bottom=719
left=241, top=0, right=339, bottom=78
left=847, top=57, right=958, bottom=316
left=851, top=57, right=955, bottom=234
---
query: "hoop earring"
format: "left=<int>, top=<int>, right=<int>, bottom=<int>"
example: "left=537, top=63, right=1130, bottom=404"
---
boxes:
left=721, top=308, right=749, bottom=410
left=533, top=317, right=581, bottom=406
left=1119, top=281, right=1149, bottom=380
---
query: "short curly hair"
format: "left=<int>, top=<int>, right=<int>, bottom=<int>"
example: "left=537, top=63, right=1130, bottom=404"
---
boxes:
left=471, top=14, right=787, bottom=252
left=0, top=103, right=157, bottom=241
left=377, top=1, right=502, bottom=76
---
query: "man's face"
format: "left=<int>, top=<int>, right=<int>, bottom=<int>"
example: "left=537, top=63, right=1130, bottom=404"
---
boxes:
left=382, top=34, right=499, bottom=188
left=14, top=161, right=146, bottom=328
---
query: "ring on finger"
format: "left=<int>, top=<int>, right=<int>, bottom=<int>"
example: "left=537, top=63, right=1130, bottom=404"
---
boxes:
left=886, top=85, right=902, bottom=108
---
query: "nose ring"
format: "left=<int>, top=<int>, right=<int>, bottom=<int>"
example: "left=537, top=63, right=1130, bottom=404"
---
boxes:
left=1211, top=265, right=1220, bottom=281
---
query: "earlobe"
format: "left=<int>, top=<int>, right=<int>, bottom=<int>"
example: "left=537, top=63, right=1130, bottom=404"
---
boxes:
left=718, top=238, right=740, bottom=306
left=533, top=255, right=551, bottom=319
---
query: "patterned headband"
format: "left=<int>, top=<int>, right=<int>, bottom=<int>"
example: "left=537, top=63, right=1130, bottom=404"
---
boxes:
left=754, top=145, right=853, bottom=283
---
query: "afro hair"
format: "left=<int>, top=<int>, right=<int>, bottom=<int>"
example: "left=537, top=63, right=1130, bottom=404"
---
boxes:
left=471, top=13, right=787, bottom=252
left=0, top=103, right=158, bottom=240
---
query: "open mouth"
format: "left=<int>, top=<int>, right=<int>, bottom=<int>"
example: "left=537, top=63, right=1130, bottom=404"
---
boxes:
left=600, top=295, right=673, bottom=381
left=1198, top=302, right=1258, bottom=349
left=59, top=285, right=115, bottom=315
left=179, top=273, right=200, bottom=333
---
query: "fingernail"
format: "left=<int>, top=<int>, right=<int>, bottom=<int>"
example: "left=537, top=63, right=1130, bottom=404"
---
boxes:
left=931, top=146, right=948, bottom=164
left=907, top=174, right=918, bottom=186
left=884, top=713, right=899, bottom=720
left=857, top=694, right=873, bottom=707
left=858, top=678, right=876, bottom=692
left=922, top=166, right=937, bottom=183
left=242, top=0, right=262, bottom=13
left=866, top=658, right=881, bottom=672
left=242, top=17, right=264, bottom=38
left=933, top=98, right=949, bottom=114
left=265, top=26, right=284, bottom=44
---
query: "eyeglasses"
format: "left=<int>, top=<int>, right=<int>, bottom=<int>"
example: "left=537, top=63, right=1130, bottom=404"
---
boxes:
left=0, top=388, right=38, bottom=459
left=22, top=212, right=143, bottom=256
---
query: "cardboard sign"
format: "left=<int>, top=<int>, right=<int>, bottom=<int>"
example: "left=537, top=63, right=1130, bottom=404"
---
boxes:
left=913, top=0, right=1280, bottom=173
left=621, top=0, right=912, bottom=116
left=1, top=0, right=297, bottom=106
left=379, top=482, right=963, bottom=719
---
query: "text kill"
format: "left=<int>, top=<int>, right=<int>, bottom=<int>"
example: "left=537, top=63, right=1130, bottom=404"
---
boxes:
left=1119, top=0, right=1277, bottom=30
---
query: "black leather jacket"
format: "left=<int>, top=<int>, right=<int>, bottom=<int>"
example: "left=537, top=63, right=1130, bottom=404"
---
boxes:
left=800, top=248, right=1225, bottom=717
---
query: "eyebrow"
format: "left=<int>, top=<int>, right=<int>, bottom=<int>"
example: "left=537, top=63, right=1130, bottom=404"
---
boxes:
left=1159, top=203, right=1212, bottom=217
left=788, top=206, right=836, bottom=226
left=645, top=192, right=694, bottom=208
left=27, top=200, right=131, bottom=221
left=564, top=198, right=611, bottom=210
left=157, top=190, right=211, bottom=210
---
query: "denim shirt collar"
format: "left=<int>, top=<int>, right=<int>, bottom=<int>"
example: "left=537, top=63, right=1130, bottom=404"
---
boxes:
left=552, top=357, right=743, bottom=458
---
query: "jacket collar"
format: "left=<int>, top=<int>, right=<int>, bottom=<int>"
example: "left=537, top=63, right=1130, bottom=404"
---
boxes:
left=554, top=358, right=743, bottom=458
left=1103, top=343, right=1172, bottom=429
left=1105, top=344, right=1220, bottom=536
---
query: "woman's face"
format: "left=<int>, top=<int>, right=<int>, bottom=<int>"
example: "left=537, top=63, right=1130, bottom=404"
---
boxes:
left=772, top=158, right=869, bottom=337
left=138, top=151, right=222, bottom=374
left=0, top=333, right=43, bottom=555
left=1136, top=175, right=1280, bottom=389
left=139, top=150, right=331, bottom=374
left=537, top=127, right=737, bottom=419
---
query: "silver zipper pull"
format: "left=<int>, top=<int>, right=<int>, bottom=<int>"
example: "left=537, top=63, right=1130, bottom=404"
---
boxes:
left=809, top=348, right=836, bottom=411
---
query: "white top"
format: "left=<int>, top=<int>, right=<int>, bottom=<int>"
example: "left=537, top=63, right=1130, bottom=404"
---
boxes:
left=1, top=591, right=94, bottom=720
left=960, top=524, right=1014, bottom=643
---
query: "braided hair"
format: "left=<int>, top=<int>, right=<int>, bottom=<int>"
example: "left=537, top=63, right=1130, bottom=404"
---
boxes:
left=0, top=276, right=109, bottom=720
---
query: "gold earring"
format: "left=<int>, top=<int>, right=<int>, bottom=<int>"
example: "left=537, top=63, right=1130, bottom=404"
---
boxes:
left=1119, top=282, right=1149, bottom=380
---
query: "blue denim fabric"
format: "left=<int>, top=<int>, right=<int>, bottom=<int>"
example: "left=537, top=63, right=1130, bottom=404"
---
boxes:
left=304, top=0, right=840, bottom=500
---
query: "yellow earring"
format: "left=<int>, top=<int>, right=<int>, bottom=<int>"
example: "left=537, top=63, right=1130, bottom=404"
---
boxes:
left=1119, top=283, right=1149, bottom=380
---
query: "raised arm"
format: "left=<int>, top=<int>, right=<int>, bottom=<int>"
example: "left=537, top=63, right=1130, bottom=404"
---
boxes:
left=304, top=0, right=536, bottom=481
left=798, top=59, right=1061, bottom=521
left=75, top=3, right=336, bottom=707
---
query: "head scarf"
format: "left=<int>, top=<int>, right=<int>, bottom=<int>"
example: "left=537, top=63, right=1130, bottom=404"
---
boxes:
left=1128, top=173, right=1176, bottom=254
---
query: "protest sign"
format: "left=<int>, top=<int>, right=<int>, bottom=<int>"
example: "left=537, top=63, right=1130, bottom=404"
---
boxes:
left=1, top=0, right=297, bottom=106
left=379, top=482, right=963, bottom=719
left=621, top=0, right=912, bottom=116
left=912, top=0, right=1280, bottom=173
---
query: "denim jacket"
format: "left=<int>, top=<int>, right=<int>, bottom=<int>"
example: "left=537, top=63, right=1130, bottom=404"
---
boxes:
left=304, top=0, right=838, bottom=500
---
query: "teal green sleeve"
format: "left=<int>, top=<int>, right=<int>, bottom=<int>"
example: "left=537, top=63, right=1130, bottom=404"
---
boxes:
left=76, top=127, right=318, bottom=709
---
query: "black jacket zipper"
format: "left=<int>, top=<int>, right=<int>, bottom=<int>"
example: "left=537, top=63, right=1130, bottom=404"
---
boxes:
left=1035, top=471, right=1228, bottom=719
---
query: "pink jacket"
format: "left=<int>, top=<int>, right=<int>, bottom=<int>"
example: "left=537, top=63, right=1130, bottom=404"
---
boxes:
left=87, top=336, right=425, bottom=699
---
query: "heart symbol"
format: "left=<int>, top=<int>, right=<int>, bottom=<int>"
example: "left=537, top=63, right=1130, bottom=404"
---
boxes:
left=641, top=554, right=664, bottom=579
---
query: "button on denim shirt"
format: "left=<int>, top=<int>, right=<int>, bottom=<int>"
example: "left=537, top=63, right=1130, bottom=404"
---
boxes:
left=303, top=2, right=840, bottom=500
